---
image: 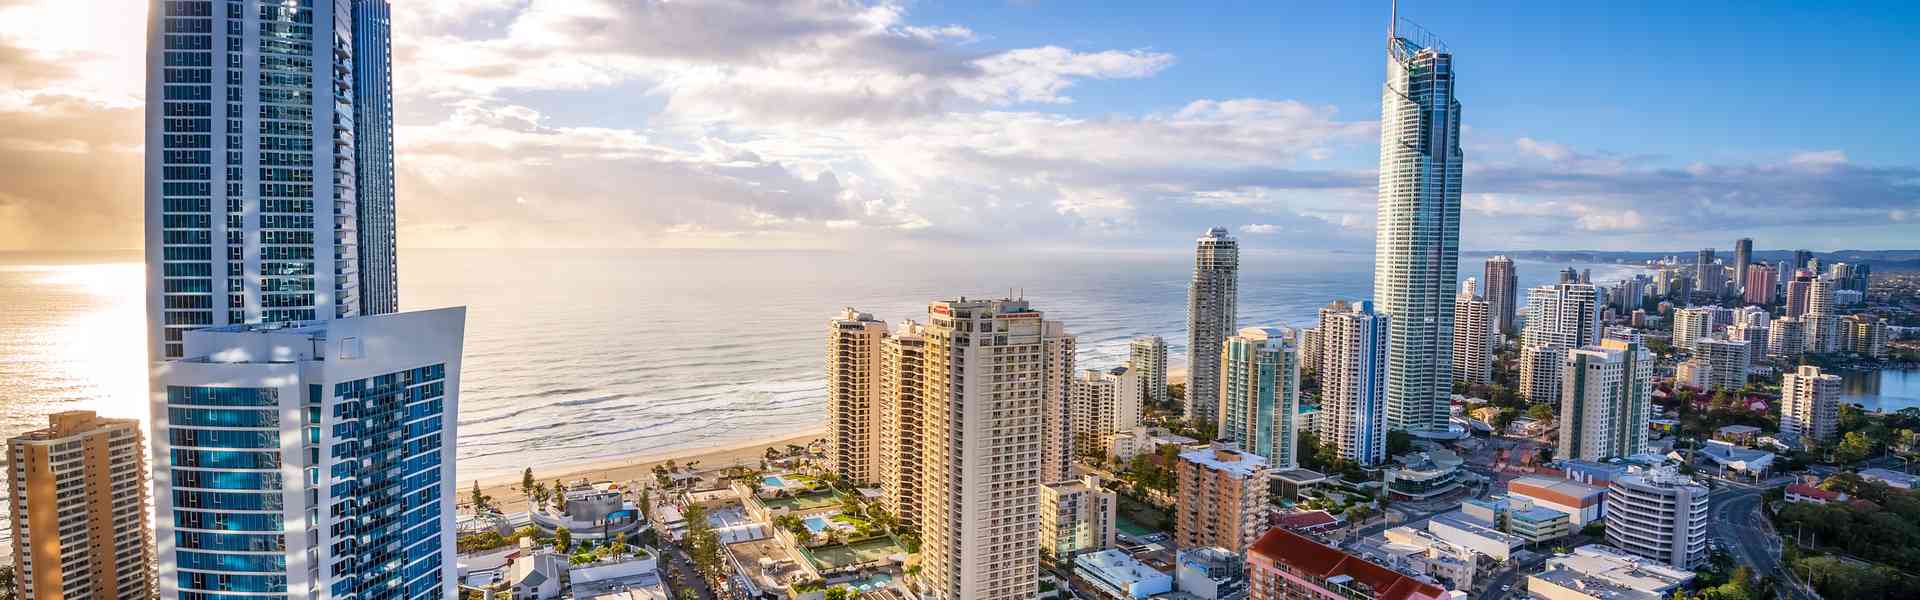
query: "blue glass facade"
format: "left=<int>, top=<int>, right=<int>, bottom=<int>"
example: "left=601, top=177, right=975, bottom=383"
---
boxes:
left=326, top=363, right=448, bottom=600
left=352, top=0, right=399, bottom=315
left=167, top=385, right=289, bottom=599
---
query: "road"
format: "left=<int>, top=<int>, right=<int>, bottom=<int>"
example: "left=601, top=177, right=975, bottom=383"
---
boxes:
left=1709, top=480, right=1818, bottom=600
left=1477, top=554, right=1550, bottom=600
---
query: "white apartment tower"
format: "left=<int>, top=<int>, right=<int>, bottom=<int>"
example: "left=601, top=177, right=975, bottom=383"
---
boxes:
left=145, top=0, right=403, bottom=361
left=1038, top=476, right=1118, bottom=563
left=1452, top=282, right=1494, bottom=385
left=877, top=321, right=927, bottom=527
left=1557, top=339, right=1652, bottom=461
left=917, top=298, right=1051, bottom=600
left=1128, top=336, right=1170, bottom=408
left=1695, top=337, right=1751, bottom=392
left=827, top=308, right=888, bottom=484
left=1071, top=367, right=1142, bottom=456
left=1374, top=17, right=1462, bottom=435
left=1670, top=307, right=1721, bottom=352
left=1187, top=227, right=1240, bottom=431
left=1219, top=327, right=1301, bottom=469
left=152, top=308, right=466, bottom=600
left=1768, top=316, right=1807, bottom=359
left=1606, top=467, right=1709, bottom=570
left=1781, top=365, right=1841, bottom=444
left=1519, top=284, right=1602, bottom=404
left=1318, top=301, right=1390, bottom=465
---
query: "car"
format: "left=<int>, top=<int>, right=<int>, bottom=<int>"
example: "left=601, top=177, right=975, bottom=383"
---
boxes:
left=1502, top=585, right=1511, bottom=591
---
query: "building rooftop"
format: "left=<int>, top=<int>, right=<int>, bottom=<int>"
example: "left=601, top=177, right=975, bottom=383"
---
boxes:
left=1272, top=510, right=1343, bottom=532
left=1249, top=528, right=1446, bottom=600
left=1508, top=476, right=1606, bottom=508
left=1428, top=511, right=1522, bottom=548
left=1528, top=545, right=1694, bottom=599
left=1715, top=424, right=1762, bottom=435
left=1859, top=468, right=1917, bottom=488
left=1785, top=484, right=1842, bottom=501
left=1179, top=445, right=1271, bottom=478
left=1511, top=506, right=1568, bottom=524
left=1076, top=548, right=1171, bottom=588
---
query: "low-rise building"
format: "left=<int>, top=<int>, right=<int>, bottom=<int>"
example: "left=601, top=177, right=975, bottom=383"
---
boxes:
left=1507, top=506, right=1572, bottom=543
left=1525, top=545, right=1694, bottom=600
left=1175, top=546, right=1249, bottom=600
left=1385, top=453, right=1463, bottom=501
left=1040, top=475, right=1118, bottom=563
left=1859, top=468, right=1917, bottom=490
left=1105, top=427, right=1200, bottom=464
left=1246, top=528, right=1448, bottom=600
left=508, top=540, right=569, bottom=600
left=1373, top=527, right=1480, bottom=592
left=1784, top=484, right=1844, bottom=504
left=569, top=552, right=666, bottom=599
left=1713, top=424, right=1761, bottom=446
left=1507, top=476, right=1606, bottom=527
left=1425, top=511, right=1522, bottom=562
left=1271, top=510, right=1345, bottom=535
left=1685, top=440, right=1774, bottom=477
left=1074, top=549, right=1173, bottom=599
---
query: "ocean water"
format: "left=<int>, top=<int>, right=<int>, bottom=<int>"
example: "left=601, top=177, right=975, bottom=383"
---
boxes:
left=1, top=248, right=1645, bottom=483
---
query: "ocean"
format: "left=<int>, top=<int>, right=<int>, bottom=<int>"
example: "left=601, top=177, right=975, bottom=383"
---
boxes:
left=1, top=248, right=1648, bottom=483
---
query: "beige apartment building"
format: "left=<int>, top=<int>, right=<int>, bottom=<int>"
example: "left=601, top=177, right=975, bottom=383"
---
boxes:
left=7, top=411, right=152, bottom=600
left=917, top=298, right=1058, bottom=600
left=877, top=321, right=927, bottom=526
left=1174, top=444, right=1272, bottom=554
left=827, top=308, right=888, bottom=484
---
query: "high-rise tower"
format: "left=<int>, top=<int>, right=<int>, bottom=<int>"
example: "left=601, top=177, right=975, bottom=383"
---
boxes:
left=1186, top=227, right=1240, bottom=431
left=146, top=0, right=402, bottom=360
left=1452, top=281, right=1493, bottom=385
left=1219, top=327, right=1300, bottom=469
left=1318, top=301, right=1390, bottom=465
left=877, top=321, right=927, bottom=528
left=8, top=412, right=153, bottom=600
left=1484, top=255, right=1518, bottom=335
left=918, top=298, right=1051, bottom=600
left=1374, top=14, right=1461, bottom=435
left=827, top=308, right=888, bottom=484
left=1129, top=336, right=1170, bottom=408
left=1732, top=238, right=1752, bottom=297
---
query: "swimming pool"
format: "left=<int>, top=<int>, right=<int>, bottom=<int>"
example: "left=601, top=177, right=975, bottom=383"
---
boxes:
left=803, top=516, right=832, bottom=534
left=763, top=475, right=787, bottom=488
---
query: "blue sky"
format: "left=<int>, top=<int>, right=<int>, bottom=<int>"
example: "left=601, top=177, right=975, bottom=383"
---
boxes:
left=0, top=0, right=1913, bottom=251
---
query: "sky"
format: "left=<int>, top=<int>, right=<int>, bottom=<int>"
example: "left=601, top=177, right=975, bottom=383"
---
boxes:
left=0, top=0, right=1915, bottom=253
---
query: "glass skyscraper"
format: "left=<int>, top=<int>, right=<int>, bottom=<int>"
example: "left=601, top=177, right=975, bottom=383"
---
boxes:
left=146, top=0, right=400, bottom=362
left=151, top=308, right=466, bottom=600
left=1373, top=17, right=1461, bottom=435
left=1186, top=227, right=1240, bottom=432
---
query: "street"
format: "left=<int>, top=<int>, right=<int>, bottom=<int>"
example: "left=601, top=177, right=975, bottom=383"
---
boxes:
left=1708, top=479, right=1817, bottom=600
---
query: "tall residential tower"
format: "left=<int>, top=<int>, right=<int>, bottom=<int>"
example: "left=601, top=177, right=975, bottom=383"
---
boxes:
left=8, top=412, right=153, bottom=600
left=1218, top=327, right=1300, bottom=469
left=1484, top=255, right=1518, bottom=334
left=1317, top=302, right=1390, bottom=465
left=1374, top=17, right=1462, bottom=435
left=827, top=308, right=888, bottom=484
left=146, top=0, right=403, bottom=360
left=1186, top=228, right=1240, bottom=431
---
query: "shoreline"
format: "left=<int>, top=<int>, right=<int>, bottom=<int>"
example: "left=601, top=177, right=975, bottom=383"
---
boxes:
left=465, top=428, right=826, bottom=513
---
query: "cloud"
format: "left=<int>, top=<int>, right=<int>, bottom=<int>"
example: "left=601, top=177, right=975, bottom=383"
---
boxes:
left=1240, top=224, right=1281, bottom=234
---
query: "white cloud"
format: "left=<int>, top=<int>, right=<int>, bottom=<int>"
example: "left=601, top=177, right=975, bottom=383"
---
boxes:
left=1240, top=224, right=1281, bottom=234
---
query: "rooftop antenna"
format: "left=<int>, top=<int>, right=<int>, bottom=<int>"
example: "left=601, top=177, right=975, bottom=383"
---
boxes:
left=1390, top=0, right=1398, bottom=41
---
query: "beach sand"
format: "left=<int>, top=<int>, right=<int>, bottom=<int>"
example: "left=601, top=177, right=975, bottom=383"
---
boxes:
left=465, top=428, right=825, bottom=513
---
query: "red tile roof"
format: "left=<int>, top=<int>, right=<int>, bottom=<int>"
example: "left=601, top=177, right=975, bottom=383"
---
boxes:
left=1273, top=510, right=1342, bottom=531
left=1250, top=528, right=1446, bottom=600
left=1786, top=484, right=1841, bottom=501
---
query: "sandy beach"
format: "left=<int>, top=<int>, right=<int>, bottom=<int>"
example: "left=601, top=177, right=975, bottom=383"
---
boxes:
left=466, top=428, right=825, bottom=513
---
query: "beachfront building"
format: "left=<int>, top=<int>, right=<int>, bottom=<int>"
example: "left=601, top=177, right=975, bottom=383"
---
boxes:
left=1246, top=528, right=1448, bottom=600
left=1318, top=301, right=1390, bottom=465
left=1452, top=283, right=1494, bottom=385
left=1175, top=445, right=1272, bottom=554
left=1043, top=321, right=1079, bottom=483
left=7, top=411, right=152, bottom=600
left=1038, top=476, right=1118, bottom=564
left=1781, top=365, right=1842, bottom=444
left=1072, top=367, right=1143, bottom=456
left=876, top=321, right=927, bottom=527
left=827, top=308, right=888, bottom=484
left=151, top=308, right=466, bottom=600
left=917, top=297, right=1057, bottom=600
left=143, top=0, right=401, bottom=361
left=1605, top=466, right=1709, bottom=569
left=1520, top=283, right=1603, bottom=404
left=1188, top=227, right=1241, bottom=431
left=1558, top=338, right=1653, bottom=462
left=1219, top=326, right=1301, bottom=469
left=1373, top=17, right=1463, bottom=437
left=1129, top=336, right=1170, bottom=407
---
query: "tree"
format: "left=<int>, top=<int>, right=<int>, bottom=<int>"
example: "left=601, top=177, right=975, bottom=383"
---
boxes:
left=1527, top=403, right=1555, bottom=424
left=824, top=586, right=855, bottom=600
left=553, top=478, right=569, bottom=513
left=638, top=488, right=653, bottom=522
left=1835, top=431, right=1874, bottom=464
left=683, top=503, right=724, bottom=581
left=470, top=481, right=494, bottom=514
left=1387, top=430, right=1414, bottom=457
left=521, top=467, right=536, bottom=497
left=554, top=526, right=573, bottom=553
